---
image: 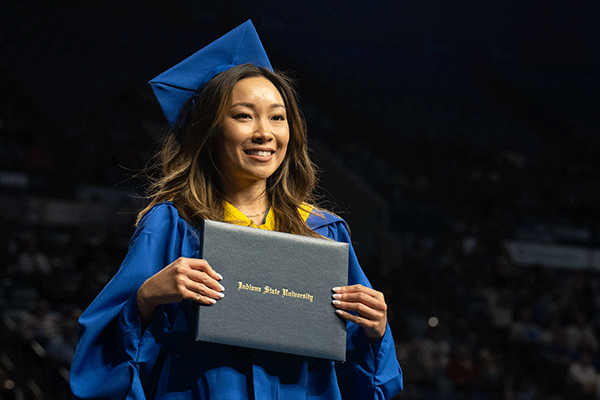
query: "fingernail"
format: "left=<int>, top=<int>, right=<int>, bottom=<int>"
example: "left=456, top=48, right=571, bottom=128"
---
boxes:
left=332, top=287, right=341, bottom=292
left=332, top=293, right=341, bottom=299
left=216, top=273, right=224, bottom=280
left=219, top=284, right=225, bottom=291
left=209, top=298, right=217, bottom=304
left=217, top=292, right=224, bottom=298
left=332, top=300, right=341, bottom=306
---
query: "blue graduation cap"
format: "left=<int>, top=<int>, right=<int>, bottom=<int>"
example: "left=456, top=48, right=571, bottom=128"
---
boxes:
left=149, top=20, right=272, bottom=127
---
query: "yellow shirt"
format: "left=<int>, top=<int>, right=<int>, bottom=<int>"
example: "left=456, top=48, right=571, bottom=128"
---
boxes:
left=223, top=201, right=312, bottom=230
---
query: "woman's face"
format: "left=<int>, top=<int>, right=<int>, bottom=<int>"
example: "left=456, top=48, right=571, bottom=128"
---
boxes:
left=216, top=76, right=290, bottom=189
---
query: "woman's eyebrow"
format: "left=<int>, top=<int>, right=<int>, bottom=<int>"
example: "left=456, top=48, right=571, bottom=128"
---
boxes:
left=230, top=102, right=286, bottom=110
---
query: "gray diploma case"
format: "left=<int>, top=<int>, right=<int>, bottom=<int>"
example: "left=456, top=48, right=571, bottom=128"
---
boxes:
left=195, top=219, right=349, bottom=361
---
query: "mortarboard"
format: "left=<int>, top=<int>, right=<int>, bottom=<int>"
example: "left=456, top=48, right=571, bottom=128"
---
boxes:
left=149, top=20, right=272, bottom=128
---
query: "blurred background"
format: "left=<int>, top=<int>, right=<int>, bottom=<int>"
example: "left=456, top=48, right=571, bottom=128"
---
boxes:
left=0, top=0, right=599, bottom=399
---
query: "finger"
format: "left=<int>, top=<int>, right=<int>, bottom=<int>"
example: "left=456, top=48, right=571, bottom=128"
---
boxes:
left=182, top=258, right=224, bottom=281
left=187, top=269, right=225, bottom=292
left=333, top=284, right=383, bottom=300
left=332, top=291, right=386, bottom=312
left=184, top=280, right=224, bottom=303
left=334, top=309, right=382, bottom=331
left=332, top=297, right=385, bottom=320
left=190, top=289, right=218, bottom=305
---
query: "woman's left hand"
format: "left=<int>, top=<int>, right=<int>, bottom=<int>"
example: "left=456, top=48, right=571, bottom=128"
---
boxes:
left=332, top=284, right=387, bottom=340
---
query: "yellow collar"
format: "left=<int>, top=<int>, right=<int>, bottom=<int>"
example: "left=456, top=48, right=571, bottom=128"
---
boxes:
left=223, top=201, right=312, bottom=231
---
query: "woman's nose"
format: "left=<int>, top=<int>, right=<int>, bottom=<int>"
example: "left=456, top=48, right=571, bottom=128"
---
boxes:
left=252, top=118, right=273, bottom=142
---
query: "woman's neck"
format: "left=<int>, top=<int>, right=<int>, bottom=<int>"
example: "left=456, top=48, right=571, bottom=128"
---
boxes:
left=222, top=180, right=270, bottom=225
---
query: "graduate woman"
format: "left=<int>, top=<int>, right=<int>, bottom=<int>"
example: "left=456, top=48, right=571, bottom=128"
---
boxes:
left=70, top=21, right=402, bottom=399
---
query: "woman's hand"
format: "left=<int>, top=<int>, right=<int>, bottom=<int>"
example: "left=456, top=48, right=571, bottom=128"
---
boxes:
left=332, top=284, right=387, bottom=340
left=137, top=257, right=224, bottom=328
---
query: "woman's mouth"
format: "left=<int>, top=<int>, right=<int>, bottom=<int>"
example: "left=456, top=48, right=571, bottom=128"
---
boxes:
left=245, top=150, right=273, bottom=157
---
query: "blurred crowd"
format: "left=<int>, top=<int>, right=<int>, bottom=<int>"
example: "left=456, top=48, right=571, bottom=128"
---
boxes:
left=0, top=218, right=133, bottom=399
left=386, top=235, right=600, bottom=400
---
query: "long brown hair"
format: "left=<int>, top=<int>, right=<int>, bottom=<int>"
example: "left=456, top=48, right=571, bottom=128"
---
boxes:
left=137, top=64, right=323, bottom=237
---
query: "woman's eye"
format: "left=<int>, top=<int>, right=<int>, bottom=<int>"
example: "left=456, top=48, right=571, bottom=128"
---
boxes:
left=272, top=114, right=286, bottom=121
left=234, top=113, right=251, bottom=120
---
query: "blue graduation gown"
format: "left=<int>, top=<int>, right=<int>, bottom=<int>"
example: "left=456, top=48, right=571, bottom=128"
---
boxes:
left=70, top=202, right=402, bottom=399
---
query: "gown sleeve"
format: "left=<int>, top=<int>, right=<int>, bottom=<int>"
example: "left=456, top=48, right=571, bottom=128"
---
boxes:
left=70, top=203, right=198, bottom=400
left=313, top=217, right=403, bottom=400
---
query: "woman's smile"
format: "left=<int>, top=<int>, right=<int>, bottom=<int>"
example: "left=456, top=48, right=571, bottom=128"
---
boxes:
left=244, top=148, right=275, bottom=159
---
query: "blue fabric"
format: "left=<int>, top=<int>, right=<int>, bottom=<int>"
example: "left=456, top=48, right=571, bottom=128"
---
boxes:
left=149, top=20, right=272, bottom=127
left=70, top=202, right=402, bottom=399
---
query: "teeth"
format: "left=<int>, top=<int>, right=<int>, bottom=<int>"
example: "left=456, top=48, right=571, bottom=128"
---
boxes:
left=247, top=150, right=272, bottom=156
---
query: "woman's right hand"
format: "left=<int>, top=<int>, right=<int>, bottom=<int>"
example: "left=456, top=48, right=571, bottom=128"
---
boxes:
left=137, top=257, right=224, bottom=327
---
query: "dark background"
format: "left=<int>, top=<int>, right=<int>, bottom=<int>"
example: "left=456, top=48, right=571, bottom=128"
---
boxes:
left=1, top=1, right=599, bottom=399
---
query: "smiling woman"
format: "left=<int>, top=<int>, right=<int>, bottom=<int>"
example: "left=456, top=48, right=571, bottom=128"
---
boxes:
left=216, top=76, right=290, bottom=224
left=69, top=20, right=402, bottom=400
left=140, top=63, right=319, bottom=237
